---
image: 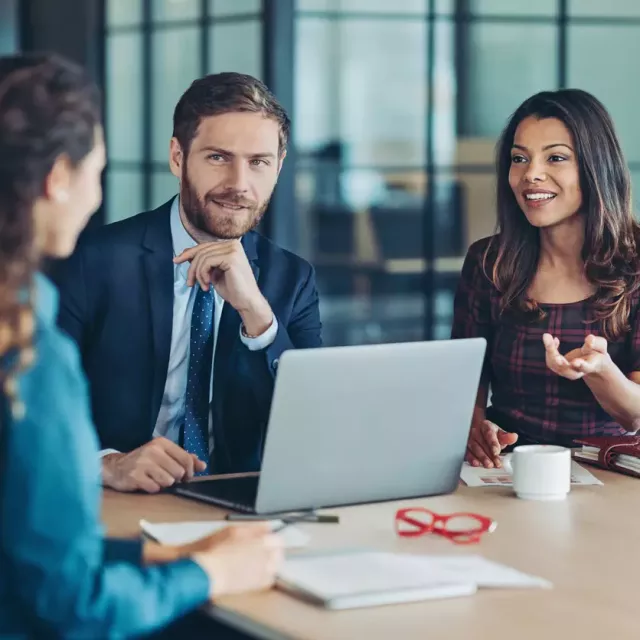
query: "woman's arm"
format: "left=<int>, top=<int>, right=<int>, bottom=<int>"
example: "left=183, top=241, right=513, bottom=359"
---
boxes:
left=584, top=362, right=640, bottom=431
left=543, top=333, right=640, bottom=430
left=465, top=383, right=518, bottom=467
left=3, top=329, right=210, bottom=639
left=451, top=240, right=517, bottom=466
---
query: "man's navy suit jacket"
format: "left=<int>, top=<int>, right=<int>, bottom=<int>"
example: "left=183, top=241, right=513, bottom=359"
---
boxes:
left=53, top=200, right=323, bottom=473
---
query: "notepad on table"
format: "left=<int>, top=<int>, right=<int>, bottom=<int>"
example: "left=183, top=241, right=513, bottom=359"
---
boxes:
left=276, top=551, right=477, bottom=610
left=139, top=519, right=310, bottom=549
left=276, top=551, right=551, bottom=610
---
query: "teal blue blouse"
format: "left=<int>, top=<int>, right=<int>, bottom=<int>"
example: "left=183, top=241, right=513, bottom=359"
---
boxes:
left=0, top=275, right=210, bottom=638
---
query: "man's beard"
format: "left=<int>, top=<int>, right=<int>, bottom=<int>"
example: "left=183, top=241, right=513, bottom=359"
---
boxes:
left=180, top=167, right=270, bottom=240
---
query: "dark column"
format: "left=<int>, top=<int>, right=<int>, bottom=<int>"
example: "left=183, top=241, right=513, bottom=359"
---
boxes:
left=21, top=0, right=105, bottom=228
left=263, top=0, right=297, bottom=251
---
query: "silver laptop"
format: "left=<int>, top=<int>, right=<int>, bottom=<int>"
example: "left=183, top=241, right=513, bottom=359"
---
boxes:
left=173, top=338, right=486, bottom=514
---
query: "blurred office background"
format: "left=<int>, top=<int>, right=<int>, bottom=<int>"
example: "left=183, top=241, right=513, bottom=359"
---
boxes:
left=5, top=0, right=640, bottom=345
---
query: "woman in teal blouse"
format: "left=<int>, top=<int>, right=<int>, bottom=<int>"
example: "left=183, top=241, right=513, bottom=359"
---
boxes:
left=0, top=54, right=283, bottom=638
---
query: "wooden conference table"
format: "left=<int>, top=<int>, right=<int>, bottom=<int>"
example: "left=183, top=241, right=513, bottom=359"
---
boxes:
left=103, top=469, right=639, bottom=640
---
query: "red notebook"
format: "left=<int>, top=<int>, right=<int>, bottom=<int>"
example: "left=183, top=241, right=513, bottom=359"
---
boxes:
left=573, top=435, right=640, bottom=479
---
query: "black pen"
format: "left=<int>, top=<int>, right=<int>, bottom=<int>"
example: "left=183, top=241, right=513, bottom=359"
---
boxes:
left=225, top=513, right=339, bottom=524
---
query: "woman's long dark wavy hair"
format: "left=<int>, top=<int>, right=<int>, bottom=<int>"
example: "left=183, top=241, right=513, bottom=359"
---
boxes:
left=0, top=53, right=100, bottom=414
left=485, top=88, right=640, bottom=341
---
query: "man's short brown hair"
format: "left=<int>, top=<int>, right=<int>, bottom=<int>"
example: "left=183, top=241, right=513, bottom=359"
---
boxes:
left=172, top=72, right=290, bottom=157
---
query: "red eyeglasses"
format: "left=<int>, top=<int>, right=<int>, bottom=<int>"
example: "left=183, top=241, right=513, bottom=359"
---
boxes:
left=395, top=508, right=497, bottom=544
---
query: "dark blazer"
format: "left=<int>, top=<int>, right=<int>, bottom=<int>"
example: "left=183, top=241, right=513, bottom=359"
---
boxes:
left=0, top=276, right=209, bottom=638
left=53, top=199, right=322, bottom=473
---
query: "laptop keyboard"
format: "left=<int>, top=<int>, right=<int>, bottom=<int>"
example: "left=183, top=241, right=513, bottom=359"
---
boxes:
left=174, top=476, right=259, bottom=512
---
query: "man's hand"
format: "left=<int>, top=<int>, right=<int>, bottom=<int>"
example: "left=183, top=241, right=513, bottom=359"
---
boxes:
left=174, top=241, right=273, bottom=336
left=101, top=437, right=207, bottom=493
left=543, top=333, right=611, bottom=380
left=466, top=420, right=518, bottom=468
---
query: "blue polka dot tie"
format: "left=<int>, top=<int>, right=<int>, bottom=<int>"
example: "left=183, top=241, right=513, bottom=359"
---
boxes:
left=183, top=285, right=214, bottom=475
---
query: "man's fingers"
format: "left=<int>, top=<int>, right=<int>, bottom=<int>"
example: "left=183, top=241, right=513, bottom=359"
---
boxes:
left=193, top=455, right=207, bottom=472
left=173, top=241, right=238, bottom=264
left=144, top=463, right=178, bottom=489
left=174, top=246, right=199, bottom=263
left=151, top=450, right=191, bottom=480
left=187, top=251, right=213, bottom=288
left=158, top=439, right=199, bottom=477
left=131, top=471, right=162, bottom=494
left=189, top=253, right=208, bottom=290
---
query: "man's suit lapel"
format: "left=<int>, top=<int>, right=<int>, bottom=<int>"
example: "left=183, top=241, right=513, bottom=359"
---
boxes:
left=141, top=203, right=174, bottom=433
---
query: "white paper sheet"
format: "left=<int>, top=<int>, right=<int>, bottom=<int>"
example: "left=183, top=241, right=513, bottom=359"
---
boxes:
left=460, top=458, right=603, bottom=487
left=406, top=554, right=552, bottom=589
left=139, top=519, right=310, bottom=549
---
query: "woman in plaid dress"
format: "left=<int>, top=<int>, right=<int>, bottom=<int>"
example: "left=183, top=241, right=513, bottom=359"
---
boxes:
left=452, top=89, right=640, bottom=469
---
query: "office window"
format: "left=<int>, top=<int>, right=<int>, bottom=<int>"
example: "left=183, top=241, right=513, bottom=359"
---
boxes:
left=297, top=0, right=427, bottom=12
left=152, top=171, right=179, bottom=209
left=342, top=20, right=427, bottom=166
left=104, top=1, right=640, bottom=342
left=568, top=25, right=640, bottom=164
left=152, top=0, right=200, bottom=22
left=107, top=171, right=144, bottom=223
left=151, top=27, right=200, bottom=163
left=211, top=0, right=261, bottom=17
left=106, top=33, right=143, bottom=163
left=435, top=0, right=454, bottom=14
left=464, top=24, right=557, bottom=138
left=568, top=0, right=640, bottom=17
left=107, top=0, right=142, bottom=26
left=104, top=0, right=265, bottom=223
left=209, top=21, right=262, bottom=78
left=295, top=7, right=431, bottom=344
left=471, top=0, right=557, bottom=16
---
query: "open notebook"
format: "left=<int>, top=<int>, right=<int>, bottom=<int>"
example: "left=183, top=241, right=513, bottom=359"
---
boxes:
left=277, top=551, right=551, bottom=610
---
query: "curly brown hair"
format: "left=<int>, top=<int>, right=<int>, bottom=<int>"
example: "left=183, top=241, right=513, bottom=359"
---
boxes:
left=0, top=53, right=101, bottom=415
left=487, top=89, right=640, bottom=341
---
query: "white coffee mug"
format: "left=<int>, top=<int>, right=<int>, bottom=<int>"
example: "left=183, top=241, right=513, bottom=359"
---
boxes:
left=510, top=444, right=571, bottom=501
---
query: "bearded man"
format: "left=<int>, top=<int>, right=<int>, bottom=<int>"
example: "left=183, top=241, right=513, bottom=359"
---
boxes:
left=54, top=72, right=322, bottom=493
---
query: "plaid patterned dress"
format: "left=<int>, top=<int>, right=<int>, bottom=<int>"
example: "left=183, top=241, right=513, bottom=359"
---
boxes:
left=451, top=237, right=639, bottom=446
